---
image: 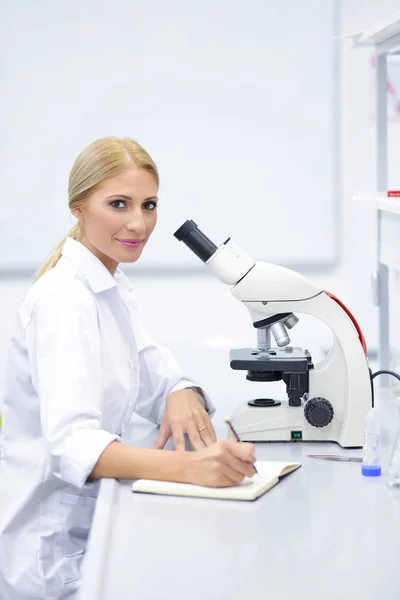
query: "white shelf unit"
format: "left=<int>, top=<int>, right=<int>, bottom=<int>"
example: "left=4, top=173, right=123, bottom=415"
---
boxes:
left=355, top=13, right=400, bottom=383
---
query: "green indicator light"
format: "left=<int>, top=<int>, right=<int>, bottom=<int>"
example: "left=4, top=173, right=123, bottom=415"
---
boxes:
left=291, top=431, right=302, bottom=440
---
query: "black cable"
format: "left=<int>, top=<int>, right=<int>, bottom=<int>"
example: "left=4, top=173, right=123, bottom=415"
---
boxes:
left=369, top=369, right=400, bottom=408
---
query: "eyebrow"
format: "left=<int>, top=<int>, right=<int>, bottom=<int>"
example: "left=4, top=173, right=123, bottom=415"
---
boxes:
left=106, top=194, right=159, bottom=202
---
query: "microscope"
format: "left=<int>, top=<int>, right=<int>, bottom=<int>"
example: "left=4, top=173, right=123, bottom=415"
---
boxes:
left=174, top=220, right=372, bottom=448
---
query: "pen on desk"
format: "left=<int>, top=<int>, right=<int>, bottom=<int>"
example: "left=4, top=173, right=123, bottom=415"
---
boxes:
left=224, top=417, right=259, bottom=475
left=307, top=454, right=362, bottom=462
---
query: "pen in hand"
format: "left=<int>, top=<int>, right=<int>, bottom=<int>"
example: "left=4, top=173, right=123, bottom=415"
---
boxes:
left=224, top=417, right=259, bottom=475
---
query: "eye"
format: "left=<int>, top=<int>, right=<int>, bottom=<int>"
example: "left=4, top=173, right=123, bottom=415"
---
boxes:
left=144, top=201, right=158, bottom=211
left=109, top=200, right=127, bottom=209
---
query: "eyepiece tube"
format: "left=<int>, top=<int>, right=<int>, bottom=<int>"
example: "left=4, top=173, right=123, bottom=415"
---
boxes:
left=174, top=220, right=218, bottom=263
left=174, top=219, right=255, bottom=285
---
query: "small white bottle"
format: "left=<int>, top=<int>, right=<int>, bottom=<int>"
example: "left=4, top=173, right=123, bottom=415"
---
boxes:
left=362, top=407, right=382, bottom=477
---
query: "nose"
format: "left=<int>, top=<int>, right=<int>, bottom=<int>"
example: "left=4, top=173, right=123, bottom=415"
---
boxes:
left=126, top=209, right=146, bottom=237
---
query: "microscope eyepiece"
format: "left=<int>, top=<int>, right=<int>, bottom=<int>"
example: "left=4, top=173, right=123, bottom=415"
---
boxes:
left=174, top=220, right=218, bottom=263
left=174, top=218, right=255, bottom=284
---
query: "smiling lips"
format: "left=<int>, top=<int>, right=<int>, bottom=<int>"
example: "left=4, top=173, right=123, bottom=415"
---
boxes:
left=117, top=239, right=144, bottom=248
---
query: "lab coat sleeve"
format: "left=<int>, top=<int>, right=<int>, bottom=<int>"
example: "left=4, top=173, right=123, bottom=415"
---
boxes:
left=132, top=321, right=215, bottom=425
left=26, top=285, right=120, bottom=489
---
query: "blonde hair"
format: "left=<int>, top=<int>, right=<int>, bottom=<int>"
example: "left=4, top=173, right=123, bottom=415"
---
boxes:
left=33, top=136, right=159, bottom=281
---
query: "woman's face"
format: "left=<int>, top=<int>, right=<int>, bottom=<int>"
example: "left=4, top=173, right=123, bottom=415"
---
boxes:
left=73, top=166, right=158, bottom=273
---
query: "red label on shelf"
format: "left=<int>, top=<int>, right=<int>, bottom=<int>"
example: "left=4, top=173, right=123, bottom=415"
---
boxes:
left=387, top=190, right=400, bottom=197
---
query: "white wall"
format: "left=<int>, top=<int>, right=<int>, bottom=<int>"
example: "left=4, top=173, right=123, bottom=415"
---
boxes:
left=0, top=0, right=338, bottom=270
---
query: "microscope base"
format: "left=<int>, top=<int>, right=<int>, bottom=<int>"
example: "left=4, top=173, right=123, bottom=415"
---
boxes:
left=230, top=401, right=364, bottom=448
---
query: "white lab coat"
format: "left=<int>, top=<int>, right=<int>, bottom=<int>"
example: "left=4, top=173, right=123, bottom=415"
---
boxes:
left=0, top=237, right=213, bottom=600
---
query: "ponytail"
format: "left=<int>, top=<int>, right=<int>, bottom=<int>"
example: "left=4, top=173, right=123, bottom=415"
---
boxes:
left=33, top=222, right=81, bottom=282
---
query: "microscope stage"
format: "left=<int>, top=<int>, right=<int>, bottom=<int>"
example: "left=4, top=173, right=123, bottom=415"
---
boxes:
left=230, top=347, right=313, bottom=372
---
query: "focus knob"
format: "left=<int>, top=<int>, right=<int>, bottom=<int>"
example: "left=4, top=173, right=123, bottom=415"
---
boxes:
left=304, top=397, right=334, bottom=428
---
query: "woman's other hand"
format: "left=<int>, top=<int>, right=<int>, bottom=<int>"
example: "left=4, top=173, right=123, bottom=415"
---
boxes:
left=153, top=388, right=217, bottom=451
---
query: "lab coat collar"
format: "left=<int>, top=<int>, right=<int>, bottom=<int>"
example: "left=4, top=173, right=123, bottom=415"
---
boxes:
left=114, top=269, right=134, bottom=292
left=61, top=237, right=133, bottom=294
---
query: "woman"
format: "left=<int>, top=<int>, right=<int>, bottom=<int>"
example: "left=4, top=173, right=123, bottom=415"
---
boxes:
left=0, top=136, right=256, bottom=600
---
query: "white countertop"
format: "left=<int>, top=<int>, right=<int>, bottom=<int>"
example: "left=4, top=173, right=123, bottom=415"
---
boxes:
left=79, top=392, right=400, bottom=600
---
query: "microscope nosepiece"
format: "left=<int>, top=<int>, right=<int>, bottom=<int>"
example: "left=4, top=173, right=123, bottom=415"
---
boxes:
left=174, top=220, right=217, bottom=263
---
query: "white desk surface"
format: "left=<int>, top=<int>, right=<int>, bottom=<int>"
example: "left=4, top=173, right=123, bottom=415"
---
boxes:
left=79, top=393, right=400, bottom=600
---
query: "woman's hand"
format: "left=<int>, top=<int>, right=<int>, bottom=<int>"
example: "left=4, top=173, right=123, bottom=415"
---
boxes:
left=183, top=439, right=256, bottom=487
left=153, top=388, right=217, bottom=451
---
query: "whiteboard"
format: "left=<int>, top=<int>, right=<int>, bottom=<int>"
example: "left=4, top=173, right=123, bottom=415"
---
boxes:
left=0, top=0, right=339, bottom=272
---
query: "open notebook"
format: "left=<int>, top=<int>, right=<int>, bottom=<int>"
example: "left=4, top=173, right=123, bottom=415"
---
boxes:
left=131, top=460, right=301, bottom=501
